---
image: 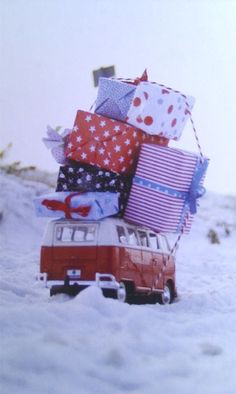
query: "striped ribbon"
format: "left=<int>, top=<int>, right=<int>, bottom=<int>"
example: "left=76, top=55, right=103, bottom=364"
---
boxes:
left=133, top=175, right=189, bottom=200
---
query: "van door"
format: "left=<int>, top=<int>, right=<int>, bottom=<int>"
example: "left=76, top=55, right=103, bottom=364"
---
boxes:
left=148, top=232, right=165, bottom=290
left=137, top=230, right=153, bottom=289
left=116, top=225, right=143, bottom=285
left=52, top=223, right=98, bottom=280
left=116, top=224, right=129, bottom=277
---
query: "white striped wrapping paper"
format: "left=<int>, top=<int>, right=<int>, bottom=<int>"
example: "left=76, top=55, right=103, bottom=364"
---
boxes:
left=124, top=144, right=208, bottom=233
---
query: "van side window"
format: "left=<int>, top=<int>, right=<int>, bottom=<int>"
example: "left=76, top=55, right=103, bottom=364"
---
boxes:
left=127, top=228, right=138, bottom=246
left=138, top=230, right=149, bottom=247
left=149, top=233, right=160, bottom=249
left=116, top=226, right=127, bottom=244
left=158, top=234, right=170, bottom=252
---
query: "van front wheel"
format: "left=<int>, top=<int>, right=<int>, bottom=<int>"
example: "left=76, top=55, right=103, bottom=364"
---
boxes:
left=116, top=282, right=127, bottom=303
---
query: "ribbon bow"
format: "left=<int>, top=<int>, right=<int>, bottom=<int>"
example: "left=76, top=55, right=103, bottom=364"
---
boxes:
left=133, top=69, right=148, bottom=85
left=42, top=126, right=71, bottom=164
left=187, top=159, right=209, bottom=214
left=42, top=193, right=91, bottom=219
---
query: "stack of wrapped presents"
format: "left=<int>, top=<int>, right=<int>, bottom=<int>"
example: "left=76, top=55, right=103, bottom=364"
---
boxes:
left=34, top=71, right=209, bottom=234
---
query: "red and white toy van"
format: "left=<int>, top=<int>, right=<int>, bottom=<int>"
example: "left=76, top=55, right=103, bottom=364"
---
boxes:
left=39, top=218, right=177, bottom=304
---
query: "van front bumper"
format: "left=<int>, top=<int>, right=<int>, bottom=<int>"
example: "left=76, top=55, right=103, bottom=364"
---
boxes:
left=37, top=272, right=121, bottom=297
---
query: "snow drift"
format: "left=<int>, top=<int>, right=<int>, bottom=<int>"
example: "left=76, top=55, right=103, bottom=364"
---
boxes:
left=0, top=170, right=236, bottom=394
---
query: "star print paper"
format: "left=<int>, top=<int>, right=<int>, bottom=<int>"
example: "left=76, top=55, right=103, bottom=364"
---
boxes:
left=64, top=110, right=168, bottom=174
left=55, top=161, right=132, bottom=217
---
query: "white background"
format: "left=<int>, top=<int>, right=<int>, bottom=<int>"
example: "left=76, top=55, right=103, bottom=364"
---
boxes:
left=1, top=0, right=236, bottom=195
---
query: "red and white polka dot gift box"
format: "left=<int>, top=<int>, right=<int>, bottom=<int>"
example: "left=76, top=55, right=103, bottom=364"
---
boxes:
left=95, top=72, right=195, bottom=141
left=126, top=82, right=195, bottom=140
left=64, top=110, right=169, bottom=175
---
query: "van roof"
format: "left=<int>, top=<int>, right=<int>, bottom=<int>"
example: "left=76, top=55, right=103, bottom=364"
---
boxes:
left=46, top=217, right=161, bottom=233
left=41, top=217, right=173, bottom=248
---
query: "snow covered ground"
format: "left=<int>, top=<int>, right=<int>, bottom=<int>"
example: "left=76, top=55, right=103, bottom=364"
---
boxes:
left=0, top=170, right=236, bottom=394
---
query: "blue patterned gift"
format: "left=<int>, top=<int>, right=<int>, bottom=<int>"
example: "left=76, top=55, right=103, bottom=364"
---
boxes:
left=55, top=162, right=132, bottom=216
left=95, top=77, right=136, bottom=122
left=34, top=192, right=119, bottom=220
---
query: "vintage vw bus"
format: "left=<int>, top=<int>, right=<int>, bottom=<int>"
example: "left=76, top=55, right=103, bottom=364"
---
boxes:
left=39, top=218, right=177, bottom=304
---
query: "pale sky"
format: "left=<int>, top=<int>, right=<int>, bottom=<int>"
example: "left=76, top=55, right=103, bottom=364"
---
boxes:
left=1, top=0, right=236, bottom=195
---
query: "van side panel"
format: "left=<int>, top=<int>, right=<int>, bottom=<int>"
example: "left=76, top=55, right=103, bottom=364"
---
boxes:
left=109, top=246, right=121, bottom=281
left=40, top=247, right=53, bottom=276
left=152, top=251, right=165, bottom=290
left=118, top=246, right=146, bottom=289
left=163, top=254, right=176, bottom=293
left=141, top=249, right=154, bottom=288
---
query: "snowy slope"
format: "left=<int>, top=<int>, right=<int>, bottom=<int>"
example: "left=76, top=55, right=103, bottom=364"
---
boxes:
left=0, top=171, right=236, bottom=394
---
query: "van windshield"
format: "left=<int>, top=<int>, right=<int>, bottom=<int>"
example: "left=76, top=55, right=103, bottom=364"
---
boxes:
left=55, top=224, right=97, bottom=243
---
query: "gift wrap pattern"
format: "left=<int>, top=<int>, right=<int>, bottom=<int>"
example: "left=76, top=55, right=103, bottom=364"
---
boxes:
left=124, top=144, right=209, bottom=233
left=34, top=192, right=119, bottom=220
left=56, top=162, right=132, bottom=216
left=126, top=82, right=195, bottom=140
left=42, top=126, right=71, bottom=165
left=95, top=78, right=195, bottom=140
left=64, top=110, right=168, bottom=174
left=95, top=77, right=136, bottom=121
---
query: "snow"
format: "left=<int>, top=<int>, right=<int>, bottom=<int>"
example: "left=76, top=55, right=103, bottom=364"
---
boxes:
left=0, top=170, right=236, bottom=394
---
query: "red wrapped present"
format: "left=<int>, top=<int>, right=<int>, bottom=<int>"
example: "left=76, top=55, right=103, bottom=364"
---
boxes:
left=64, top=110, right=168, bottom=174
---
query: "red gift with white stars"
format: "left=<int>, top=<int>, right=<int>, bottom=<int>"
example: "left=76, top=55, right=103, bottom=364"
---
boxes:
left=64, top=110, right=168, bottom=174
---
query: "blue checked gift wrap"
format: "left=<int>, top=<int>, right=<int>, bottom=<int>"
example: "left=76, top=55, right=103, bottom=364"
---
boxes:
left=124, top=144, right=209, bottom=234
left=34, top=192, right=119, bottom=220
left=95, top=77, right=136, bottom=122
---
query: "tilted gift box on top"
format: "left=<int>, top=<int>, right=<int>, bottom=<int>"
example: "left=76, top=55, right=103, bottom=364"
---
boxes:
left=64, top=110, right=168, bottom=174
left=34, top=191, right=119, bottom=220
left=124, top=144, right=209, bottom=234
left=95, top=75, right=195, bottom=140
left=56, top=162, right=132, bottom=216
left=126, top=82, right=195, bottom=140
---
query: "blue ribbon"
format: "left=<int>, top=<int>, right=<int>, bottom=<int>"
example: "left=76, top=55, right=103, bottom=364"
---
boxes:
left=187, top=158, right=209, bottom=214
left=133, top=157, right=209, bottom=216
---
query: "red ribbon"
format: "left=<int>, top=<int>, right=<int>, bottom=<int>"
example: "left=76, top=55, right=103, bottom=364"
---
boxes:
left=119, top=69, right=148, bottom=86
left=42, top=193, right=91, bottom=219
left=133, top=69, right=148, bottom=85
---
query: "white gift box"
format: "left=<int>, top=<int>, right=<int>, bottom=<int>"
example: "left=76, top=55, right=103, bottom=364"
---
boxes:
left=126, top=81, right=195, bottom=140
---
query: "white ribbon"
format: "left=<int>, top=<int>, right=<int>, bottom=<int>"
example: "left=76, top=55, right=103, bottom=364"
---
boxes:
left=42, top=126, right=71, bottom=164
